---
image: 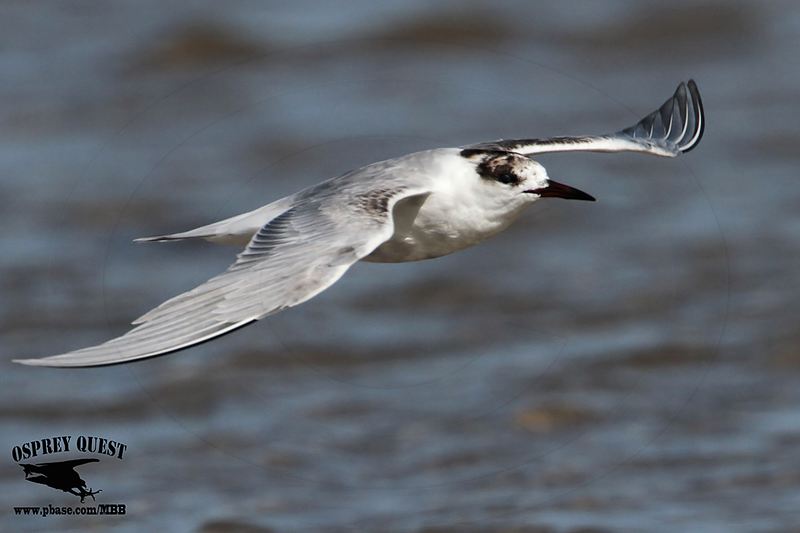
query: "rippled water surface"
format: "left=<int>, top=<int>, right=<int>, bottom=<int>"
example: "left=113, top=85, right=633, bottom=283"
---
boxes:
left=2, top=1, right=799, bottom=531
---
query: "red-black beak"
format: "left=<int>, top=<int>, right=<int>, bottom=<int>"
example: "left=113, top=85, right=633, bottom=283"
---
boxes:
left=526, top=179, right=595, bottom=201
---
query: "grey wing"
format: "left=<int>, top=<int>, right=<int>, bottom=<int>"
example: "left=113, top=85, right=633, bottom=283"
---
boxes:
left=468, top=80, right=704, bottom=158
left=15, top=188, right=430, bottom=367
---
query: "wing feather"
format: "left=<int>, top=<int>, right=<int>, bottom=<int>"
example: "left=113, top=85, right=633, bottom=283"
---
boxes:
left=15, top=188, right=430, bottom=367
left=466, top=80, right=704, bottom=158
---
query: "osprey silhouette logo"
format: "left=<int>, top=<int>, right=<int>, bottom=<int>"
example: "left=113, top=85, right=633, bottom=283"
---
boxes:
left=20, top=458, right=102, bottom=503
left=11, top=435, right=127, bottom=508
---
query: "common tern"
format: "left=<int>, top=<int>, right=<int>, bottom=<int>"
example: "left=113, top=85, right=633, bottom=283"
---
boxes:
left=15, top=80, right=704, bottom=367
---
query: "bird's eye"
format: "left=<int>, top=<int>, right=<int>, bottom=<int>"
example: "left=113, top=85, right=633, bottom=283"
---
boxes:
left=496, top=173, right=517, bottom=185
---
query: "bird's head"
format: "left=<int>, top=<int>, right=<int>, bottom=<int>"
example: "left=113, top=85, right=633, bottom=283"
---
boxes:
left=460, top=148, right=595, bottom=205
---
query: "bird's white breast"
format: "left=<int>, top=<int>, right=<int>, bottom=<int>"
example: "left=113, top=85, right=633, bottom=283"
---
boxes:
left=365, top=149, right=529, bottom=262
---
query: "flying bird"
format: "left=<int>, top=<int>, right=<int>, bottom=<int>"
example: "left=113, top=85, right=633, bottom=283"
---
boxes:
left=15, top=81, right=704, bottom=367
left=20, top=459, right=102, bottom=502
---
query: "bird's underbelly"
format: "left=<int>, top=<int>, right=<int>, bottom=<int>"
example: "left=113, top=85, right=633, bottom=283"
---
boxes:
left=364, top=230, right=469, bottom=262
left=364, top=207, right=516, bottom=263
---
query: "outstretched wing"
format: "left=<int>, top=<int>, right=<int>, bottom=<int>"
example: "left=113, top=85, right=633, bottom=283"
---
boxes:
left=467, top=80, right=704, bottom=158
left=21, top=458, right=99, bottom=474
left=45, top=458, right=100, bottom=469
left=15, top=188, right=430, bottom=367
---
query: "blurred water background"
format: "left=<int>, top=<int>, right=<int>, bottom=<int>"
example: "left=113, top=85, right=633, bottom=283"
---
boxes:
left=1, top=1, right=799, bottom=531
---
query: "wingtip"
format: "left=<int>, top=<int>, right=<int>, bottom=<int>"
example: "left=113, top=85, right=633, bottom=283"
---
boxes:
left=13, top=357, right=54, bottom=367
left=14, top=318, right=260, bottom=368
left=13, top=354, right=100, bottom=368
left=133, top=233, right=187, bottom=243
left=13, top=355, right=105, bottom=368
left=682, top=79, right=705, bottom=153
left=133, top=236, right=164, bottom=243
left=686, top=79, right=702, bottom=104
